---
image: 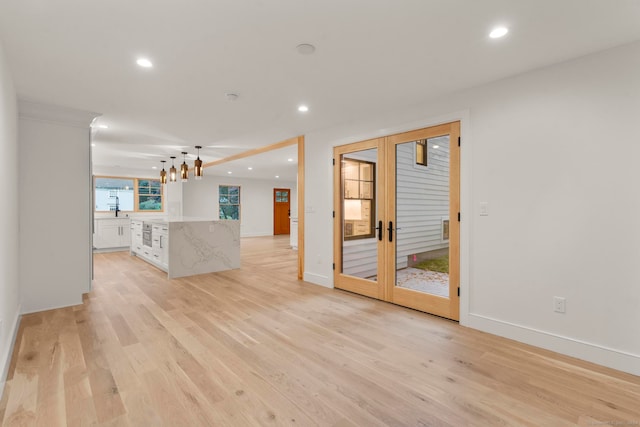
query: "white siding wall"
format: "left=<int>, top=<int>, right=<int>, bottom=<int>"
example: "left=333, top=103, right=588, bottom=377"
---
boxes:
left=342, top=239, right=377, bottom=278
left=341, top=139, right=450, bottom=277
left=395, top=137, right=450, bottom=268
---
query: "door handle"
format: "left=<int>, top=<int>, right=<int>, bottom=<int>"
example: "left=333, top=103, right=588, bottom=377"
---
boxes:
left=159, top=235, right=163, bottom=249
left=376, top=220, right=383, bottom=241
left=388, top=221, right=393, bottom=242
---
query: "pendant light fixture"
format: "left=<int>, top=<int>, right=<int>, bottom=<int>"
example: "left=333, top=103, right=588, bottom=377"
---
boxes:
left=194, top=145, right=203, bottom=180
left=169, top=156, right=177, bottom=182
left=180, top=151, right=189, bottom=182
left=160, top=160, right=167, bottom=184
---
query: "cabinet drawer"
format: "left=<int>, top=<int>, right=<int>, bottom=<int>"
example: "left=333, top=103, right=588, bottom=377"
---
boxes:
left=153, top=223, right=169, bottom=235
left=152, top=235, right=167, bottom=249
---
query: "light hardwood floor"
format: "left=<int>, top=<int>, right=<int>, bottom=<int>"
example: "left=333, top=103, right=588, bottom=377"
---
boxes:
left=1, top=235, right=639, bottom=426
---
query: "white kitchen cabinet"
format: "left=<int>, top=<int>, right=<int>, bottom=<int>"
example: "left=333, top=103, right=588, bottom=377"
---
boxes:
left=152, top=223, right=169, bottom=269
left=94, top=218, right=131, bottom=249
left=131, top=220, right=169, bottom=271
left=129, top=220, right=143, bottom=255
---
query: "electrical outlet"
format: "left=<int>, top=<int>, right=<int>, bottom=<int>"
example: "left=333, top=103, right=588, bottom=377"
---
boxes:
left=553, top=296, right=566, bottom=313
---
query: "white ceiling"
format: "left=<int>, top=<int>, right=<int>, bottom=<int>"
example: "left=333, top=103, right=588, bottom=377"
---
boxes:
left=1, top=0, right=639, bottom=180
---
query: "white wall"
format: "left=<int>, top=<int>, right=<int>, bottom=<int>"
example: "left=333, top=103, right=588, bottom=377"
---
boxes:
left=0, top=39, right=20, bottom=399
left=182, top=175, right=297, bottom=237
left=19, top=100, right=99, bottom=313
left=304, top=40, right=640, bottom=375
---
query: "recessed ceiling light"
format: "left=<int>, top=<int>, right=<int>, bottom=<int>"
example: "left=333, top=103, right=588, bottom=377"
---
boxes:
left=275, top=175, right=279, bottom=178
left=97, top=124, right=108, bottom=129
left=296, top=43, right=316, bottom=55
left=298, top=105, right=309, bottom=113
left=287, top=158, right=293, bottom=162
left=91, top=143, right=96, bottom=147
left=152, top=166, right=158, bottom=169
left=136, top=58, right=153, bottom=68
left=248, top=167, right=253, bottom=170
left=433, top=145, right=440, bottom=149
left=489, top=27, right=508, bottom=39
left=227, top=171, right=232, bottom=174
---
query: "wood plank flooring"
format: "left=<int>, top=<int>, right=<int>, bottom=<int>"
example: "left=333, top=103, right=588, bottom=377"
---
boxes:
left=1, top=235, right=639, bottom=426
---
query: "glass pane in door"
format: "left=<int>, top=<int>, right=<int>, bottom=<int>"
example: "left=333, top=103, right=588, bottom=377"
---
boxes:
left=395, top=136, right=450, bottom=296
left=341, top=148, right=378, bottom=281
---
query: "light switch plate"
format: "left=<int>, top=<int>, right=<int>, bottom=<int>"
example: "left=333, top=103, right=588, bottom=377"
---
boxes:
left=479, top=202, right=489, bottom=216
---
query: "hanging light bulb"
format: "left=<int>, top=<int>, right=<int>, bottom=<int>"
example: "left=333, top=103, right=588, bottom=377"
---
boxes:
left=194, top=145, right=203, bottom=180
left=180, top=151, right=189, bottom=182
left=169, top=156, right=177, bottom=182
left=160, top=160, right=167, bottom=184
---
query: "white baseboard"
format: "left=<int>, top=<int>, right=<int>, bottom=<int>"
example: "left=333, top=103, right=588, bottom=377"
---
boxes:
left=467, top=313, right=640, bottom=377
left=240, top=232, right=274, bottom=238
left=92, top=246, right=129, bottom=253
left=303, top=272, right=333, bottom=288
left=0, top=305, right=22, bottom=401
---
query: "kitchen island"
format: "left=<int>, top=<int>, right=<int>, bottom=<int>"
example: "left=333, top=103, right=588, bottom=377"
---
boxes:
left=130, top=217, right=240, bottom=279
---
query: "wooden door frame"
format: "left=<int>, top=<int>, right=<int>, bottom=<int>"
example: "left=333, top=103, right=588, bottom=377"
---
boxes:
left=333, top=138, right=386, bottom=299
left=203, top=136, right=305, bottom=280
left=273, top=188, right=291, bottom=235
left=333, top=122, right=460, bottom=320
left=385, top=122, right=460, bottom=320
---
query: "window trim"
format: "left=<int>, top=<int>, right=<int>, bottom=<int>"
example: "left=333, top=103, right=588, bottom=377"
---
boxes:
left=94, top=175, right=164, bottom=213
left=342, top=158, right=376, bottom=241
left=414, top=140, right=428, bottom=168
left=218, top=184, right=241, bottom=220
left=135, top=178, right=164, bottom=212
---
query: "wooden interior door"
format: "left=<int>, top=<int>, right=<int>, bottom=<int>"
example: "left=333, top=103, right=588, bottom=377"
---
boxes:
left=333, top=122, right=460, bottom=320
left=273, top=188, right=291, bottom=235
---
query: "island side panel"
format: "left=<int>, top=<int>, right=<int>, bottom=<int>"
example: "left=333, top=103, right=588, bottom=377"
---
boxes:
left=168, top=220, right=240, bottom=279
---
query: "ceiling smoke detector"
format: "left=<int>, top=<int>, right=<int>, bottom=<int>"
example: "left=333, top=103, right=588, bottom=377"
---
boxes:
left=296, top=43, right=316, bottom=55
left=225, top=93, right=239, bottom=101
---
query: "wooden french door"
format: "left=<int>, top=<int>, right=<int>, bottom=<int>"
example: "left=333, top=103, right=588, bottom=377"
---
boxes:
left=333, top=122, right=460, bottom=320
left=273, top=188, right=291, bottom=235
